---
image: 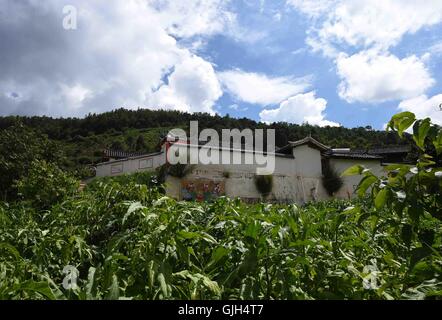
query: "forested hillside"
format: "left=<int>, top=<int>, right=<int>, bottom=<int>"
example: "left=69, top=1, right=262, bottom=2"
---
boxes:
left=0, top=108, right=411, bottom=173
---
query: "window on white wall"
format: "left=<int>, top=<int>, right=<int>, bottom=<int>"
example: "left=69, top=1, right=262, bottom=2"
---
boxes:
left=139, top=158, right=153, bottom=169
left=111, top=164, right=123, bottom=174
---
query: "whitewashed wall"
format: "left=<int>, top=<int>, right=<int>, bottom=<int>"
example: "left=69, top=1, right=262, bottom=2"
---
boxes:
left=330, top=158, right=385, bottom=199
left=165, top=144, right=317, bottom=203
left=95, top=143, right=387, bottom=203
left=95, top=152, right=166, bottom=177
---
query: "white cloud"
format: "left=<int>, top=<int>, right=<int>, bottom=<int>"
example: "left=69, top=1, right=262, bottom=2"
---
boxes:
left=151, top=0, right=234, bottom=38
left=0, top=0, right=232, bottom=116
left=148, top=54, right=222, bottom=114
left=273, top=13, right=282, bottom=21
left=336, top=50, right=435, bottom=103
left=227, top=104, right=248, bottom=111
left=259, top=91, right=339, bottom=126
left=287, top=0, right=336, bottom=18
left=290, top=0, right=442, bottom=54
left=398, top=94, right=442, bottom=126
left=218, top=69, right=311, bottom=105
left=429, top=41, right=442, bottom=56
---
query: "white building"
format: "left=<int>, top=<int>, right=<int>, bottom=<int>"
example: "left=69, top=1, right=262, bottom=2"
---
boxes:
left=95, top=136, right=409, bottom=203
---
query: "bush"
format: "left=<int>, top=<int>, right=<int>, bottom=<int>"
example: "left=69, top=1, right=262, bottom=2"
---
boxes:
left=156, top=163, right=193, bottom=182
left=343, top=111, right=442, bottom=270
left=322, top=163, right=343, bottom=196
left=254, top=174, right=273, bottom=197
left=87, top=171, right=161, bottom=192
left=15, top=160, right=79, bottom=209
left=0, top=122, right=64, bottom=200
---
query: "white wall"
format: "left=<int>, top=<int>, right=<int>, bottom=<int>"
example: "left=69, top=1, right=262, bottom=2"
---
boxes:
left=291, top=145, right=330, bottom=202
left=165, top=144, right=321, bottom=203
left=330, top=158, right=385, bottom=199
left=94, top=143, right=387, bottom=203
left=95, top=153, right=166, bottom=177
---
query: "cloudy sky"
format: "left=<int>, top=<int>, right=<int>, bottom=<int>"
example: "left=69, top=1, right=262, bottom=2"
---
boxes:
left=1, top=0, right=442, bottom=129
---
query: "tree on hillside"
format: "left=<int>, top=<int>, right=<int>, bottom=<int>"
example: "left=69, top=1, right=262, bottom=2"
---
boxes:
left=135, top=134, right=147, bottom=152
left=0, top=121, right=64, bottom=200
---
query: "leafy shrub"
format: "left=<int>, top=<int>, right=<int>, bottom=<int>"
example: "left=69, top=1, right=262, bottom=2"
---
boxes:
left=156, top=163, right=193, bottom=182
left=254, top=174, right=273, bottom=197
left=0, top=122, right=64, bottom=200
left=15, top=160, right=79, bottom=209
left=343, top=111, right=442, bottom=280
left=322, top=163, right=343, bottom=196
left=222, top=171, right=230, bottom=178
left=87, top=171, right=162, bottom=193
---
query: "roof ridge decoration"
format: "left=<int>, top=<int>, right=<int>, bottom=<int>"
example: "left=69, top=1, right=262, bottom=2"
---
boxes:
left=288, top=136, right=331, bottom=151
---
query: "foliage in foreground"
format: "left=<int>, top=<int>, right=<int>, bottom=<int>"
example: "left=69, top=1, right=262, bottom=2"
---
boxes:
left=0, top=181, right=441, bottom=300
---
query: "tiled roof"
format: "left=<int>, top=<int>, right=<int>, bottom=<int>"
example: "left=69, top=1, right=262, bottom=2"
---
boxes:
left=277, top=136, right=330, bottom=153
left=97, top=150, right=164, bottom=166
left=325, top=151, right=383, bottom=160
left=103, top=149, right=146, bottom=159
left=367, top=146, right=411, bottom=154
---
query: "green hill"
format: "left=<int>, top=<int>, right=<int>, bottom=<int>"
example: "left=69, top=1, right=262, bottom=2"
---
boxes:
left=0, top=108, right=411, bottom=174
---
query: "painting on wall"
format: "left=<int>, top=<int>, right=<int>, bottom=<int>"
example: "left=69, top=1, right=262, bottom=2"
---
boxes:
left=181, top=179, right=225, bottom=202
left=111, top=163, right=123, bottom=174
left=139, top=158, right=153, bottom=169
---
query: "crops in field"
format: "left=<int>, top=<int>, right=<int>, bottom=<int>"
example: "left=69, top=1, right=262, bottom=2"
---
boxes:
left=0, top=176, right=440, bottom=300
left=0, top=111, right=441, bottom=300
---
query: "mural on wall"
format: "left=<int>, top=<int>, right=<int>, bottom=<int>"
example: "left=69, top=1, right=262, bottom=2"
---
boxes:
left=181, top=179, right=225, bottom=202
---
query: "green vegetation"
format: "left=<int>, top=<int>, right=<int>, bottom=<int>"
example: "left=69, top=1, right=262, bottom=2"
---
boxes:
left=254, top=175, right=273, bottom=197
left=0, top=111, right=440, bottom=300
left=322, top=164, right=344, bottom=196
left=0, top=122, right=65, bottom=200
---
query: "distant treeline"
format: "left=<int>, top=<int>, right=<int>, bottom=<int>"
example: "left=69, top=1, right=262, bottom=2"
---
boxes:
left=0, top=108, right=409, bottom=150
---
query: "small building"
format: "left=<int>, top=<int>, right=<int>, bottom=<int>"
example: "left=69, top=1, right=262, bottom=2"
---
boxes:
left=94, top=136, right=410, bottom=203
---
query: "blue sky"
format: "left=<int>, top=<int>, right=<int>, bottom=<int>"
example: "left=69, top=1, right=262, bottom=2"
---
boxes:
left=1, top=0, right=441, bottom=129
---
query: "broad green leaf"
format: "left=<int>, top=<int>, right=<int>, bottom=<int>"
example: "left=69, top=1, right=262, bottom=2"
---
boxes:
left=177, top=230, right=216, bottom=244
left=106, top=275, right=120, bottom=300
left=410, top=247, right=433, bottom=271
left=0, top=243, right=22, bottom=260
left=413, top=118, right=431, bottom=150
left=15, top=280, right=57, bottom=300
left=375, top=189, right=388, bottom=209
left=388, top=111, right=416, bottom=137
left=123, top=201, right=146, bottom=224
left=417, top=156, right=436, bottom=168
left=343, top=206, right=360, bottom=215
left=157, top=273, right=168, bottom=298
left=85, top=267, right=96, bottom=300
left=356, top=175, right=378, bottom=197
left=341, top=165, right=365, bottom=177
left=210, top=246, right=229, bottom=265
